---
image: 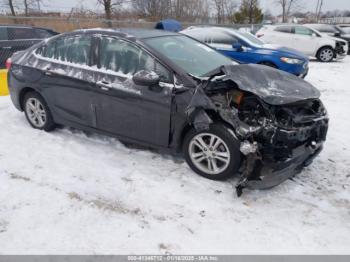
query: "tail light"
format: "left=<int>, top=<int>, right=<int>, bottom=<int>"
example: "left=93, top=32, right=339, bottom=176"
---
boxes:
left=5, top=58, right=12, bottom=70
left=256, top=34, right=264, bottom=38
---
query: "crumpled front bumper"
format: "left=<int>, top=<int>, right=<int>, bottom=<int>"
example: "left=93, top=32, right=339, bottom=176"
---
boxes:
left=241, top=143, right=323, bottom=191
left=236, top=117, right=328, bottom=196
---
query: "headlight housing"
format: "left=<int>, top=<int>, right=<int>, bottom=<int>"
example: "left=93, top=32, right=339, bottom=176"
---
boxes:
left=280, top=57, right=304, bottom=64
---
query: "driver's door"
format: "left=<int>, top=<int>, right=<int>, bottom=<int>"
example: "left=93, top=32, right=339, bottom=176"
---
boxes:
left=92, top=36, right=174, bottom=147
left=292, top=26, right=319, bottom=56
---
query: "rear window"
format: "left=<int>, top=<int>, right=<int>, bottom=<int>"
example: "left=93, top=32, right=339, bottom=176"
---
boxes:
left=185, top=29, right=239, bottom=46
left=35, top=29, right=56, bottom=39
left=38, top=35, right=91, bottom=66
left=275, top=26, right=292, bottom=34
left=208, top=31, right=237, bottom=45
left=0, top=27, right=8, bottom=40
left=55, top=36, right=91, bottom=65
left=8, top=27, right=36, bottom=40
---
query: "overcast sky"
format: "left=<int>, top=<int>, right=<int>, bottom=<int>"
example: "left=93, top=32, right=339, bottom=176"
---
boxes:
left=42, top=0, right=350, bottom=15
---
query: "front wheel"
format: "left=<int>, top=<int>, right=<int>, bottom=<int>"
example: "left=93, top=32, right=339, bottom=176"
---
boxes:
left=183, top=124, right=241, bottom=180
left=317, top=47, right=334, bottom=62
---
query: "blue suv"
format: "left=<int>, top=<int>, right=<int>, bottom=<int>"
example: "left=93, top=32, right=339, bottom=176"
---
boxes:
left=181, top=27, right=309, bottom=78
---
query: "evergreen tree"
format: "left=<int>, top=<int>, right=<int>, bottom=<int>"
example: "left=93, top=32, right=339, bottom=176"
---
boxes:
left=233, top=0, right=263, bottom=24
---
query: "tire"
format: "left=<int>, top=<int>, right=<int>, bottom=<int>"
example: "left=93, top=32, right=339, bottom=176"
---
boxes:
left=23, top=91, right=56, bottom=132
left=259, top=61, right=278, bottom=69
left=183, top=123, right=241, bottom=180
left=317, top=47, right=334, bottom=62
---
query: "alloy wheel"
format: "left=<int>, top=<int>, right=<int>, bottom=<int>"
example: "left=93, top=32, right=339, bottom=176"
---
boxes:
left=319, top=48, right=334, bottom=62
left=25, top=98, right=47, bottom=128
left=188, top=133, right=231, bottom=175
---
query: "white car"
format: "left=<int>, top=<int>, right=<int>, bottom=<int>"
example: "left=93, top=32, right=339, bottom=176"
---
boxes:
left=256, top=24, right=348, bottom=62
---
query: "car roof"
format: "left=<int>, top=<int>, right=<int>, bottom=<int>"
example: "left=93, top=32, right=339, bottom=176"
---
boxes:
left=183, top=26, right=241, bottom=36
left=74, top=28, right=180, bottom=39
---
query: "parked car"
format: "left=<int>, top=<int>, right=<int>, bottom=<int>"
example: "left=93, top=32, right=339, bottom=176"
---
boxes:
left=337, top=24, right=350, bottom=28
left=0, top=25, right=58, bottom=68
left=181, top=26, right=309, bottom=78
left=7, top=29, right=329, bottom=196
left=305, top=24, right=350, bottom=54
left=256, top=24, right=348, bottom=62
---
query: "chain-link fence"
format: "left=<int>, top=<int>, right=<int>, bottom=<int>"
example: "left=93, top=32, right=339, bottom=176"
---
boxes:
left=0, top=15, right=263, bottom=33
left=0, top=15, right=263, bottom=68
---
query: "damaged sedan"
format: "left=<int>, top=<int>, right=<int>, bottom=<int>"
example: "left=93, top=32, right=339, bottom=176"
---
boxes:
left=7, top=29, right=329, bottom=195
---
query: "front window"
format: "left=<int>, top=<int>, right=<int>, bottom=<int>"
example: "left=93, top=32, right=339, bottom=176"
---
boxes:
left=236, top=32, right=264, bottom=47
left=144, top=35, right=236, bottom=77
left=294, top=26, right=313, bottom=36
left=99, top=37, right=171, bottom=81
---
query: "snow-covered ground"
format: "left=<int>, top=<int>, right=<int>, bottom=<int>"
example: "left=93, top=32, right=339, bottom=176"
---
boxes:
left=0, top=58, right=350, bottom=255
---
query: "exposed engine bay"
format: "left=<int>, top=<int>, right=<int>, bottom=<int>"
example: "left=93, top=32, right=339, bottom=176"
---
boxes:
left=186, top=64, right=329, bottom=196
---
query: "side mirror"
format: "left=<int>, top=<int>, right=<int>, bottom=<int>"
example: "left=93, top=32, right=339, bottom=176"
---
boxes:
left=132, top=70, right=160, bottom=86
left=232, top=42, right=243, bottom=51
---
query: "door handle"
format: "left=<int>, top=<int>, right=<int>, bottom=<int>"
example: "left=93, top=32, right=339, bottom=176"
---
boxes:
left=96, top=80, right=112, bottom=91
left=44, top=68, right=53, bottom=76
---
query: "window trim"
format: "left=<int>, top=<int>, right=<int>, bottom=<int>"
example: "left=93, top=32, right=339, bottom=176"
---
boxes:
left=34, top=33, right=174, bottom=83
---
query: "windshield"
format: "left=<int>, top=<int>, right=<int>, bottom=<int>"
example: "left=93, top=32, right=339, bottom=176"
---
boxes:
left=335, top=25, right=346, bottom=34
left=144, top=35, right=236, bottom=77
left=341, top=27, right=350, bottom=34
left=236, top=31, right=264, bottom=46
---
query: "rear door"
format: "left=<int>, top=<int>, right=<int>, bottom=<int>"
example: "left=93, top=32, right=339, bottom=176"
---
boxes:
left=91, top=36, right=174, bottom=147
left=34, top=34, right=96, bottom=127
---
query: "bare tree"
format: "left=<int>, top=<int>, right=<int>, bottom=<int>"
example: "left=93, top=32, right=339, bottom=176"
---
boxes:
left=4, top=0, right=17, bottom=16
left=23, top=0, right=43, bottom=16
left=132, top=0, right=172, bottom=20
left=315, top=0, right=323, bottom=22
left=98, top=0, right=123, bottom=25
left=274, top=0, right=301, bottom=22
left=171, top=0, right=209, bottom=22
left=213, top=0, right=237, bottom=24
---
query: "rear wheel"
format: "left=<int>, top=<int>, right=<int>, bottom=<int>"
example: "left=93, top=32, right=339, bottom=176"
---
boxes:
left=317, top=47, right=334, bottom=62
left=183, top=124, right=241, bottom=180
left=23, top=92, right=55, bottom=132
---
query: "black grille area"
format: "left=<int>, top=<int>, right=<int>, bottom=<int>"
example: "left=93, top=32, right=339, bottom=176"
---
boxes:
left=273, top=99, right=327, bottom=128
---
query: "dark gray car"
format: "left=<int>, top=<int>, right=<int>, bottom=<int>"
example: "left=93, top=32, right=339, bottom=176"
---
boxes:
left=7, top=29, right=329, bottom=196
left=0, top=25, right=58, bottom=68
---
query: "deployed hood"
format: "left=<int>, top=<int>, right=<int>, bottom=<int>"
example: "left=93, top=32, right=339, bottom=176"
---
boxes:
left=206, top=64, right=320, bottom=105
